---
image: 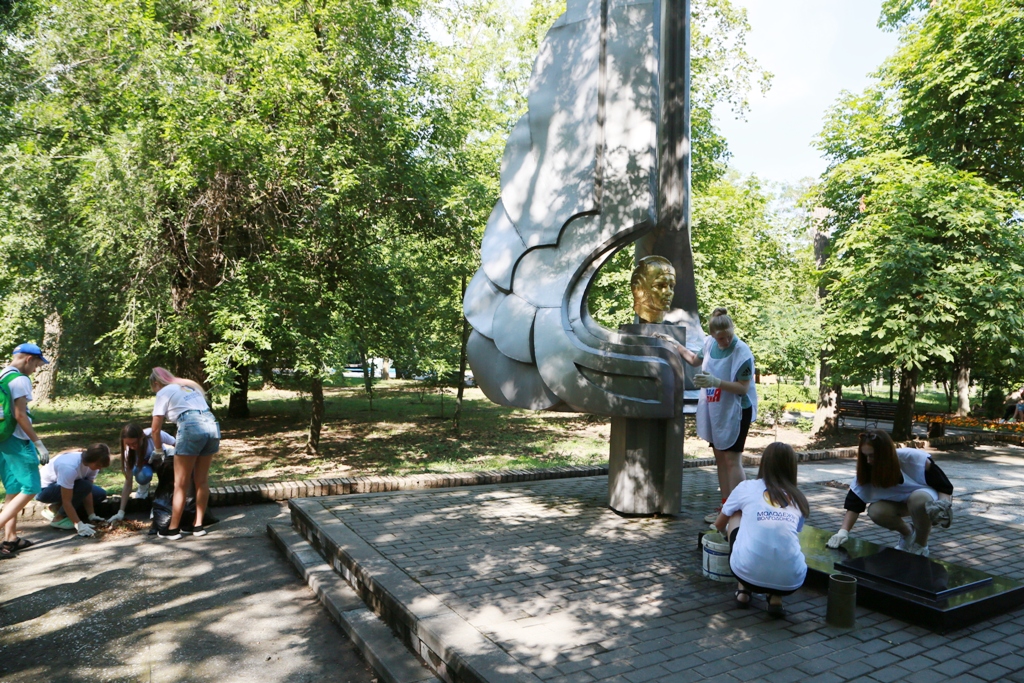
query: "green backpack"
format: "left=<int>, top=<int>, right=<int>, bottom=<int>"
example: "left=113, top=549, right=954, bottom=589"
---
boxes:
left=0, top=368, right=24, bottom=442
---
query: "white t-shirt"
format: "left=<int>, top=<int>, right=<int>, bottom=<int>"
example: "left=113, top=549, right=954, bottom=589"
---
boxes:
left=153, top=384, right=210, bottom=422
left=129, top=429, right=176, bottom=463
left=723, top=479, right=807, bottom=591
left=1, top=366, right=33, bottom=441
left=849, top=448, right=938, bottom=504
left=40, top=451, right=98, bottom=489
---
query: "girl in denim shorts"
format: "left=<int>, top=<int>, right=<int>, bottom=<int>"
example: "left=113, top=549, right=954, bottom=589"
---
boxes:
left=148, top=367, right=220, bottom=540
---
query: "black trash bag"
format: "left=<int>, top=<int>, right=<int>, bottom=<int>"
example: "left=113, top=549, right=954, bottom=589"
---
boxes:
left=151, top=456, right=197, bottom=534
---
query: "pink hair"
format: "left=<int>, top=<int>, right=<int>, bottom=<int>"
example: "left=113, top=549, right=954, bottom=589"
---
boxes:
left=149, top=367, right=177, bottom=386
left=149, top=367, right=205, bottom=396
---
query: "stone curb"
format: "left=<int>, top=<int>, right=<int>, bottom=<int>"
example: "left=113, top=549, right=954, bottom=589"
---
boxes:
left=287, top=498, right=541, bottom=683
left=268, top=521, right=441, bottom=683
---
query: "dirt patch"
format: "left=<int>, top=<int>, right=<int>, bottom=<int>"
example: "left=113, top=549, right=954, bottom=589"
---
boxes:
left=95, top=519, right=150, bottom=541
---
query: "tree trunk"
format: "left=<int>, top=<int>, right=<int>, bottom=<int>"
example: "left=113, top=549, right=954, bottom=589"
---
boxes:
left=259, top=356, right=277, bottom=389
left=811, top=228, right=841, bottom=436
left=360, top=350, right=373, bottom=410
left=306, top=375, right=324, bottom=454
left=955, top=350, right=971, bottom=416
left=34, top=310, right=63, bottom=402
left=453, top=276, right=470, bottom=433
left=893, top=365, right=919, bottom=441
left=813, top=357, right=842, bottom=436
left=227, top=363, right=250, bottom=419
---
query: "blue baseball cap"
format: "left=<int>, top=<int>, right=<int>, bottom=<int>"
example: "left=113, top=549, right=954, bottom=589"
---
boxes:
left=12, top=343, right=50, bottom=364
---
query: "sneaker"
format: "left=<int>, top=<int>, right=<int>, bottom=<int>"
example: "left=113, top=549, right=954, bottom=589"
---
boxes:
left=896, top=524, right=916, bottom=551
left=190, top=525, right=207, bottom=537
left=49, top=517, right=74, bottom=530
left=906, top=541, right=930, bottom=557
left=132, top=483, right=150, bottom=499
left=158, top=527, right=182, bottom=540
left=704, top=507, right=723, bottom=524
left=926, top=499, right=953, bottom=528
left=40, top=505, right=56, bottom=522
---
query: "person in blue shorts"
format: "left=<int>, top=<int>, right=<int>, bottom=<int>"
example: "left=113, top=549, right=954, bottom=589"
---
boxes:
left=0, top=343, right=52, bottom=558
left=148, top=367, right=220, bottom=540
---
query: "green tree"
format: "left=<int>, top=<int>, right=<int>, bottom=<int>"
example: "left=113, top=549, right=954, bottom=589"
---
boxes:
left=880, top=0, right=1024, bottom=195
left=817, top=152, right=1024, bottom=438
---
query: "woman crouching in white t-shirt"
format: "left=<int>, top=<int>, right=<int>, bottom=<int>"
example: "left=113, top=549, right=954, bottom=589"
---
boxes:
left=825, top=429, right=953, bottom=557
left=149, top=367, right=220, bottom=540
left=712, top=442, right=809, bottom=618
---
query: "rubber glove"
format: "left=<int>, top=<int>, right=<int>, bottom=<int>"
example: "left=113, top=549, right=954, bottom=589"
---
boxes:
left=925, top=499, right=952, bottom=528
left=694, top=373, right=721, bottom=389
left=826, top=529, right=849, bottom=548
left=33, top=440, right=49, bottom=466
left=88, top=513, right=105, bottom=523
left=107, top=510, right=125, bottom=524
left=75, top=521, right=96, bottom=537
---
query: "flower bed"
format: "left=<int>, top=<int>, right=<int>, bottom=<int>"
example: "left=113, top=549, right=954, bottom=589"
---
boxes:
left=915, top=414, right=1024, bottom=434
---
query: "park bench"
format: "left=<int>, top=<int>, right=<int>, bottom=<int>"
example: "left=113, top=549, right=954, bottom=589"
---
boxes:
left=837, top=399, right=899, bottom=428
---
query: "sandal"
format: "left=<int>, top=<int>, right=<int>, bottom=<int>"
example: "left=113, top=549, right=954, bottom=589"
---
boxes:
left=766, top=598, right=786, bottom=619
left=10, top=537, right=33, bottom=551
left=734, top=589, right=751, bottom=609
left=0, top=541, right=18, bottom=560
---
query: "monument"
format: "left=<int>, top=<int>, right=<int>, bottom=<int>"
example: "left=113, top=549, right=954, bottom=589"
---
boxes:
left=463, top=0, right=700, bottom=514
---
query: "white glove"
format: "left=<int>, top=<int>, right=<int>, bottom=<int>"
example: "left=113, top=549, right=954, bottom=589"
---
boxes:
left=150, top=449, right=166, bottom=468
left=826, top=529, right=849, bottom=548
left=108, top=510, right=125, bottom=524
left=76, top=521, right=96, bottom=537
left=33, top=440, right=49, bottom=466
left=693, top=373, right=721, bottom=389
left=88, top=513, right=104, bottom=523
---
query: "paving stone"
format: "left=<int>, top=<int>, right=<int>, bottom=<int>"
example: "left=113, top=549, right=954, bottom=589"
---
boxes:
left=903, top=671, right=948, bottom=683
left=276, top=446, right=1024, bottom=683
left=971, top=662, right=1013, bottom=681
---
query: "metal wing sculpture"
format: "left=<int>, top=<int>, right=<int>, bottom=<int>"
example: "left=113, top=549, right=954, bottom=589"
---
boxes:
left=463, top=0, right=701, bottom=419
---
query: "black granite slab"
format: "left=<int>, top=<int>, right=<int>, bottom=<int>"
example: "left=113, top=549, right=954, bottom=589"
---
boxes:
left=799, top=525, right=1024, bottom=632
left=836, top=548, right=991, bottom=600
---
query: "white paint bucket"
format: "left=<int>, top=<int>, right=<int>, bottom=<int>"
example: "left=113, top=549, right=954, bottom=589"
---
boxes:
left=702, top=531, right=734, bottom=582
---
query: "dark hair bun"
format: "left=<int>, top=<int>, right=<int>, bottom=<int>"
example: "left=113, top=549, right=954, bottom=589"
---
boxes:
left=712, top=307, right=728, bottom=317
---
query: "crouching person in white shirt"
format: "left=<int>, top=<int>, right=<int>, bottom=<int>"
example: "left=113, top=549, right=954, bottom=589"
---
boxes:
left=712, top=442, right=809, bottom=619
left=37, top=444, right=111, bottom=537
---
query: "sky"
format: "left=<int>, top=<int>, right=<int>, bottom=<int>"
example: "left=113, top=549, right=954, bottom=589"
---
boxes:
left=713, top=0, right=899, bottom=185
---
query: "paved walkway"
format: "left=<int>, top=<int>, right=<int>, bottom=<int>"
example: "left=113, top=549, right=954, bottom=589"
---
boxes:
left=0, top=503, right=374, bottom=683
left=298, top=443, right=1024, bottom=683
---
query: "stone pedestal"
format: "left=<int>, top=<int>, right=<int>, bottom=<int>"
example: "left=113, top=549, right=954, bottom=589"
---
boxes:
left=608, top=414, right=683, bottom=515
left=608, top=323, right=688, bottom=515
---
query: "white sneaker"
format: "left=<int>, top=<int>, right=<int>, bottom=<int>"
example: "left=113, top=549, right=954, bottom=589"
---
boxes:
left=132, top=483, right=150, bottom=499
left=906, top=541, right=930, bottom=557
left=704, top=507, right=723, bottom=524
left=896, top=524, right=916, bottom=551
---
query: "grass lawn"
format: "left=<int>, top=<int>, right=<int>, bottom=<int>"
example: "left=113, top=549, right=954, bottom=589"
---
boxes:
left=19, top=381, right=617, bottom=493
left=840, top=384, right=967, bottom=414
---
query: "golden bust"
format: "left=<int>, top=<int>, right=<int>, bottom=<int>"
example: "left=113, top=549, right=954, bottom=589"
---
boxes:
left=630, top=256, right=676, bottom=324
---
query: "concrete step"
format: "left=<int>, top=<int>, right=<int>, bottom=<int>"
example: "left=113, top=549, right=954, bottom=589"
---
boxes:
left=268, top=521, right=440, bottom=683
